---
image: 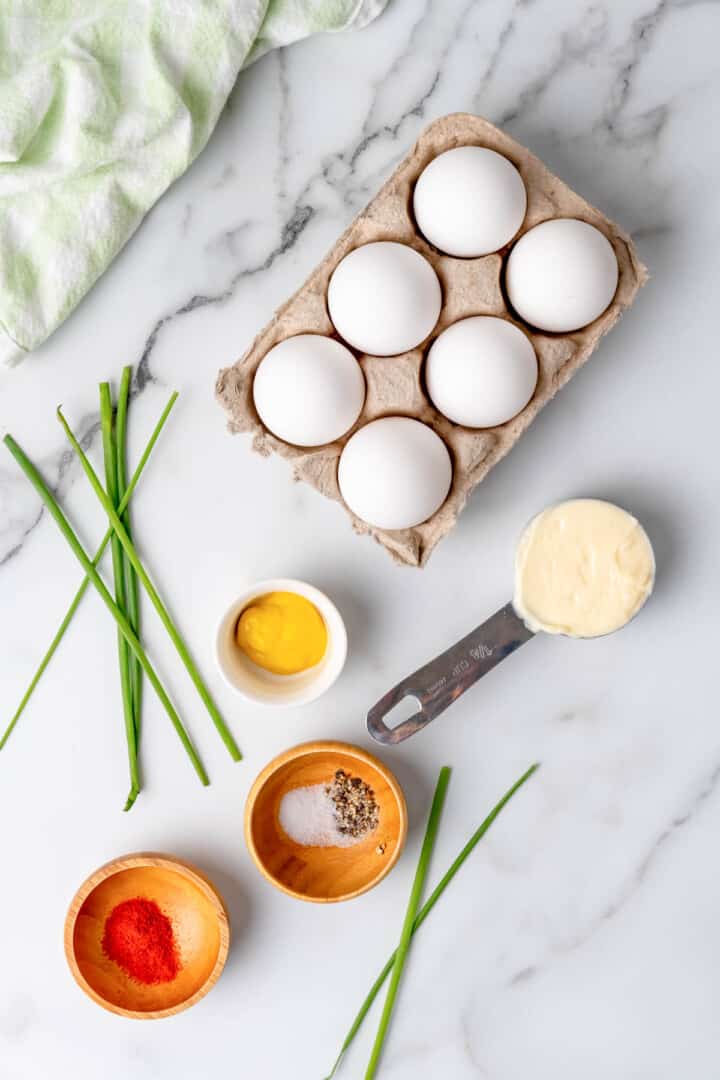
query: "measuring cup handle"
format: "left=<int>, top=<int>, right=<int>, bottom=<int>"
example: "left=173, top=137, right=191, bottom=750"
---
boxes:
left=366, top=602, right=534, bottom=745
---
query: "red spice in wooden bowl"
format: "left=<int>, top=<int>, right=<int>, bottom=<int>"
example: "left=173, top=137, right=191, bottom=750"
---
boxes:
left=102, top=897, right=180, bottom=985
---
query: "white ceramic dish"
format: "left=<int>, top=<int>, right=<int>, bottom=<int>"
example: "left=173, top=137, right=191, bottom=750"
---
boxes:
left=215, top=579, right=347, bottom=707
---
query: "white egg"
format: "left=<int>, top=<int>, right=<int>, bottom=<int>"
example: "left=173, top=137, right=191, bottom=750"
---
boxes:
left=426, top=317, right=537, bottom=428
left=413, top=146, right=527, bottom=257
left=327, top=242, right=441, bottom=356
left=338, top=417, right=452, bottom=530
left=253, top=334, right=365, bottom=447
left=506, top=218, right=619, bottom=332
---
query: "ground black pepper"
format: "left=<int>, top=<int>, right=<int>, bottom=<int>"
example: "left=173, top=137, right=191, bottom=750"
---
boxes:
left=326, top=769, right=379, bottom=839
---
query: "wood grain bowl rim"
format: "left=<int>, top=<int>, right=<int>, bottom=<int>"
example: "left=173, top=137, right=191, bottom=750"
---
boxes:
left=244, top=739, right=409, bottom=904
left=63, top=852, right=231, bottom=1020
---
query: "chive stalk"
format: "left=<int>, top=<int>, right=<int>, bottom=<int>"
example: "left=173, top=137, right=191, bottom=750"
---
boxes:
left=324, top=762, right=539, bottom=1079
left=0, top=393, right=177, bottom=752
left=100, top=382, right=139, bottom=810
left=364, top=765, right=451, bottom=1080
left=56, top=407, right=241, bottom=764
left=115, top=367, right=143, bottom=741
left=2, top=433, right=208, bottom=785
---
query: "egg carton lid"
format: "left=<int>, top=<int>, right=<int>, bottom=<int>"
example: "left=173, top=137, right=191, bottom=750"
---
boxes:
left=216, top=113, right=647, bottom=568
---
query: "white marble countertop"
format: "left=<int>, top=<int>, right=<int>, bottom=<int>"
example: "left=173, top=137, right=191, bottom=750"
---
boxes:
left=2, top=1, right=719, bottom=1076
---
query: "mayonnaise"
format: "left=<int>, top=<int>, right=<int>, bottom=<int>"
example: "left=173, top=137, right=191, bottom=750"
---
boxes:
left=513, top=499, right=655, bottom=638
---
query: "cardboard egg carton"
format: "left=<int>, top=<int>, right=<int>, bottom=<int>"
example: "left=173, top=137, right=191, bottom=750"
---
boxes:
left=216, top=113, right=647, bottom=567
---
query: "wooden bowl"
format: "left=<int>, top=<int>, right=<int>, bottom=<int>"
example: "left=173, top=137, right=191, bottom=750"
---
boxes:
left=64, top=853, right=230, bottom=1019
left=245, top=740, right=408, bottom=903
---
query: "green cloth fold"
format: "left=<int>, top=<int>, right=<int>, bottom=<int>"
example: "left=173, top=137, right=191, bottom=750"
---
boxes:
left=0, top=0, right=387, bottom=366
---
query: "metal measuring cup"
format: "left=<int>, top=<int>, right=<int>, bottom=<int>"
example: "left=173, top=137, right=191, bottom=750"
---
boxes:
left=366, top=500, right=655, bottom=745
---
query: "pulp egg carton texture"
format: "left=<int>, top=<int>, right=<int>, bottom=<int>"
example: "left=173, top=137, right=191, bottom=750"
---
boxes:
left=216, top=113, right=647, bottom=567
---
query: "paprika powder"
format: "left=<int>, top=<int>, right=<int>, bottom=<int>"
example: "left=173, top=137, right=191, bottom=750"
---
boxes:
left=102, top=897, right=180, bottom=985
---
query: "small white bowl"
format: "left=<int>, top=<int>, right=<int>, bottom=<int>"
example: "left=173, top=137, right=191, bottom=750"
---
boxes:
left=215, top=579, right=347, bottom=707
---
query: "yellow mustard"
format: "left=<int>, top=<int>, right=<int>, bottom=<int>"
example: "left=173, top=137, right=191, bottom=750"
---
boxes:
left=235, top=591, right=328, bottom=675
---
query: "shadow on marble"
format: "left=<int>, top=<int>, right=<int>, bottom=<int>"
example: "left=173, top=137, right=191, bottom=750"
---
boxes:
left=283, top=570, right=374, bottom=664
left=379, top=752, right=435, bottom=843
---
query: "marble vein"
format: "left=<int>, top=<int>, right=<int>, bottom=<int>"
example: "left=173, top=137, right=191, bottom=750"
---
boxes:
left=599, top=0, right=672, bottom=147
left=472, top=0, right=528, bottom=107
left=493, top=7, right=610, bottom=127
left=328, top=0, right=478, bottom=201
left=506, top=756, right=720, bottom=987
left=137, top=203, right=315, bottom=394
left=0, top=413, right=101, bottom=570
left=274, top=48, right=292, bottom=207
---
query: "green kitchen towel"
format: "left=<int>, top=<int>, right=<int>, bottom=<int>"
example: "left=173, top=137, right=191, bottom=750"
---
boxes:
left=0, top=1, right=387, bottom=366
